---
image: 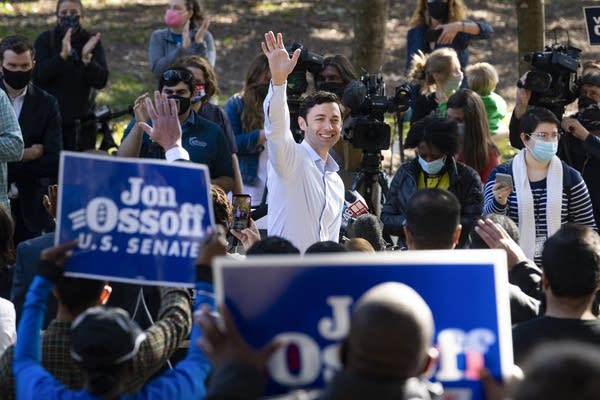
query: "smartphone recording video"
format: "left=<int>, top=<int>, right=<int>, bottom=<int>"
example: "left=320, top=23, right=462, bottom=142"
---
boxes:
left=232, top=194, right=251, bottom=231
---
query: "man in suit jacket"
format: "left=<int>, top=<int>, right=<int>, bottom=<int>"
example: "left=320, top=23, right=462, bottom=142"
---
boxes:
left=0, top=35, right=62, bottom=245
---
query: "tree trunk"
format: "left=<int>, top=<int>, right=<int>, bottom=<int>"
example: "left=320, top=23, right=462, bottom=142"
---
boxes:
left=351, top=0, right=388, bottom=74
left=516, top=0, right=545, bottom=75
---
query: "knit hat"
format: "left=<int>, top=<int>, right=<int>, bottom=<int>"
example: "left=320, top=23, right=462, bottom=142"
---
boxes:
left=70, top=306, right=147, bottom=369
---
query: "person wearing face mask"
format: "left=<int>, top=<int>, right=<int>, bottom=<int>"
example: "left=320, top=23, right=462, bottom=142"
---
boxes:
left=0, top=35, right=62, bottom=246
left=118, top=68, right=234, bottom=193
left=484, top=107, right=597, bottom=267
left=447, top=89, right=500, bottom=184
left=406, top=0, right=493, bottom=74
left=223, top=54, right=271, bottom=206
left=559, top=72, right=600, bottom=226
left=32, top=0, right=107, bottom=152
left=149, top=0, right=215, bottom=82
left=381, top=116, right=482, bottom=249
left=171, top=55, right=244, bottom=194
left=409, top=47, right=463, bottom=123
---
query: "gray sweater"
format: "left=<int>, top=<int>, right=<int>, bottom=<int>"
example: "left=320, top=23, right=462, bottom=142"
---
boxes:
left=148, top=27, right=216, bottom=80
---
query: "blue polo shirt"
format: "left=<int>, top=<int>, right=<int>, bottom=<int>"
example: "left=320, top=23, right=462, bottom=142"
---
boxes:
left=122, top=111, right=233, bottom=179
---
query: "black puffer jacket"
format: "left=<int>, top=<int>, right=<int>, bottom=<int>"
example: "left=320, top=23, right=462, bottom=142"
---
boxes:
left=381, top=157, right=483, bottom=248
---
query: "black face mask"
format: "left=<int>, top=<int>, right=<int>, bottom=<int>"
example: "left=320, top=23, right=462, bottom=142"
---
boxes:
left=168, top=95, right=191, bottom=116
left=317, top=82, right=346, bottom=99
left=58, top=14, right=81, bottom=33
left=427, top=1, right=449, bottom=21
left=2, top=67, right=31, bottom=90
left=578, top=95, right=596, bottom=111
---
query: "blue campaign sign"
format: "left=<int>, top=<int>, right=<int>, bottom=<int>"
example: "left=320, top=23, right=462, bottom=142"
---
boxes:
left=57, top=152, right=214, bottom=287
left=214, top=250, right=513, bottom=399
left=584, top=6, right=600, bottom=46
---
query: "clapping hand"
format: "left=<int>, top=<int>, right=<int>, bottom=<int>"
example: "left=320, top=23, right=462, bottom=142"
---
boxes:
left=82, top=32, right=101, bottom=61
left=60, top=28, right=72, bottom=60
left=194, top=16, right=211, bottom=44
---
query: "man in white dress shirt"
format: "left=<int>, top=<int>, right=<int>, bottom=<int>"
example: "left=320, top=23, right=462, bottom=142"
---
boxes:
left=261, top=31, right=344, bottom=253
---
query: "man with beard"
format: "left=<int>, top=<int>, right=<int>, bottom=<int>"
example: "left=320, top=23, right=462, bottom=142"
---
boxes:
left=118, top=67, right=234, bottom=193
left=0, top=35, right=62, bottom=245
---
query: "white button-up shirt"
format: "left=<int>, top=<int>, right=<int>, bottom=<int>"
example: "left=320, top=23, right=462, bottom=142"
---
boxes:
left=264, top=82, right=344, bottom=253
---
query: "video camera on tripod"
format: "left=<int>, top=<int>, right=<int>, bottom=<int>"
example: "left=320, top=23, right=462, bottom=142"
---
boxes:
left=285, top=42, right=324, bottom=142
left=78, top=104, right=134, bottom=152
left=519, top=29, right=581, bottom=117
left=342, top=73, right=411, bottom=152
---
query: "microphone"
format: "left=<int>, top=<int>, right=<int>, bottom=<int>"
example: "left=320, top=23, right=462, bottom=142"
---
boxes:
left=350, top=213, right=387, bottom=251
left=341, top=190, right=369, bottom=232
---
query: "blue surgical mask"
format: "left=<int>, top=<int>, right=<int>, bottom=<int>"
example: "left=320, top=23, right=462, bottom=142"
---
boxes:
left=529, top=139, right=558, bottom=162
left=418, top=155, right=446, bottom=175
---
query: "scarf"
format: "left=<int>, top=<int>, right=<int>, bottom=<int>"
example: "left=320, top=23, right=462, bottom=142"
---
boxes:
left=512, top=149, right=563, bottom=259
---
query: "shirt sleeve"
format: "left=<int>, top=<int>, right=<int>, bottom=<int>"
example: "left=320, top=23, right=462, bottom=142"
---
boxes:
left=264, top=82, right=300, bottom=178
left=0, top=91, right=24, bottom=162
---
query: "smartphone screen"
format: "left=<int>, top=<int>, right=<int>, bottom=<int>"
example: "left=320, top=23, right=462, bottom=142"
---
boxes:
left=495, top=173, right=513, bottom=190
left=232, top=194, right=251, bottom=230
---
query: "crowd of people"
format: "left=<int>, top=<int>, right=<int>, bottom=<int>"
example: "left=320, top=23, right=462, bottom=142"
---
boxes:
left=0, top=0, right=599, bottom=398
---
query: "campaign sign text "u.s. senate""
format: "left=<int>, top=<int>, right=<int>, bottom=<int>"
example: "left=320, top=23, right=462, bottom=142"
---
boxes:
left=57, top=152, right=214, bottom=287
left=214, top=250, right=513, bottom=400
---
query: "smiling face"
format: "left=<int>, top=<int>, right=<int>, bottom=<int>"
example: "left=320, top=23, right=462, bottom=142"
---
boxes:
left=298, top=102, right=342, bottom=160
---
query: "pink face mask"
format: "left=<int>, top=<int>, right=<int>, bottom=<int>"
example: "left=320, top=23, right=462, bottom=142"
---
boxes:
left=164, top=9, right=185, bottom=27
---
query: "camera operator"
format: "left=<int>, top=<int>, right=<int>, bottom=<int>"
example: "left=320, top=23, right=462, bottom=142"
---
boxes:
left=261, top=31, right=344, bottom=253
left=560, top=72, right=600, bottom=226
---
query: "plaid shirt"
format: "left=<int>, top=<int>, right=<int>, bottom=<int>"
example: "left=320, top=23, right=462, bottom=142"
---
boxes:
left=0, top=89, right=24, bottom=211
left=0, top=286, right=191, bottom=399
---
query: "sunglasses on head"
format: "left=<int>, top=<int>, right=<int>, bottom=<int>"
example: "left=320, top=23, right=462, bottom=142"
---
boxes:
left=161, top=69, right=193, bottom=84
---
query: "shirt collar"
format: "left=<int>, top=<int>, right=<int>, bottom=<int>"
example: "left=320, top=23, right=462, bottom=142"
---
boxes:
left=181, top=109, right=196, bottom=129
left=301, top=140, right=340, bottom=173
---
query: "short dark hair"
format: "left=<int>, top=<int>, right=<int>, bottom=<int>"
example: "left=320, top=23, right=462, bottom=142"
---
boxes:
left=299, top=90, right=342, bottom=120
left=0, top=35, right=34, bottom=62
left=405, top=189, right=460, bottom=249
left=55, top=276, right=108, bottom=316
left=509, top=341, right=600, bottom=400
left=404, top=116, right=459, bottom=155
left=469, top=213, right=520, bottom=249
left=158, top=67, right=195, bottom=94
left=305, top=241, right=348, bottom=254
left=246, top=236, right=300, bottom=255
left=519, top=106, right=560, bottom=138
left=542, top=224, right=600, bottom=298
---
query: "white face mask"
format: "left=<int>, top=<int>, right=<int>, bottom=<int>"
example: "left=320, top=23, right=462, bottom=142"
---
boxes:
left=442, top=71, right=463, bottom=96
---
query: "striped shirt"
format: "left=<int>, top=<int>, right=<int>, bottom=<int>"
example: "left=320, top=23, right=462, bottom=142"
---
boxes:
left=483, top=163, right=597, bottom=266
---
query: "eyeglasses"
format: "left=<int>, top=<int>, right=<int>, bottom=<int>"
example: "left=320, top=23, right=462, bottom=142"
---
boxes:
left=526, top=131, right=563, bottom=141
left=161, top=69, right=193, bottom=84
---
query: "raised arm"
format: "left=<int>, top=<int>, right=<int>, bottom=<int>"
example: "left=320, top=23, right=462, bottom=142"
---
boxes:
left=261, top=31, right=301, bottom=178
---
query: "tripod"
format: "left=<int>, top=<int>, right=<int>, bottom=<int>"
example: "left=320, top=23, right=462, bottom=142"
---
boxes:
left=351, top=150, right=389, bottom=216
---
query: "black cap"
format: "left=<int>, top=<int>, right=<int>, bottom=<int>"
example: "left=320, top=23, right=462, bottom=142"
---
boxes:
left=70, top=306, right=146, bottom=369
left=582, top=72, right=600, bottom=88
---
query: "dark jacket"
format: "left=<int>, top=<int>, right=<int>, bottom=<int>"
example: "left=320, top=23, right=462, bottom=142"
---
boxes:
left=4, top=82, right=61, bottom=233
left=381, top=157, right=483, bottom=248
left=33, top=25, right=108, bottom=125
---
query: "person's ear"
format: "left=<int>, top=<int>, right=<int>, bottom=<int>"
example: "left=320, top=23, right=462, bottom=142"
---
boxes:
left=541, top=272, right=550, bottom=291
left=339, top=338, right=349, bottom=370
left=520, top=131, right=529, bottom=144
left=99, top=285, right=112, bottom=305
left=451, top=224, right=462, bottom=249
left=420, top=347, right=439, bottom=378
left=403, top=225, right=414, bottom=249
left=298, top=116, right=307, bottom=132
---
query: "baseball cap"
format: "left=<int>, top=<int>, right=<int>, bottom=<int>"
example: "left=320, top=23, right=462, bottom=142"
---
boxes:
left=70, top=306, right=147, bottom=369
